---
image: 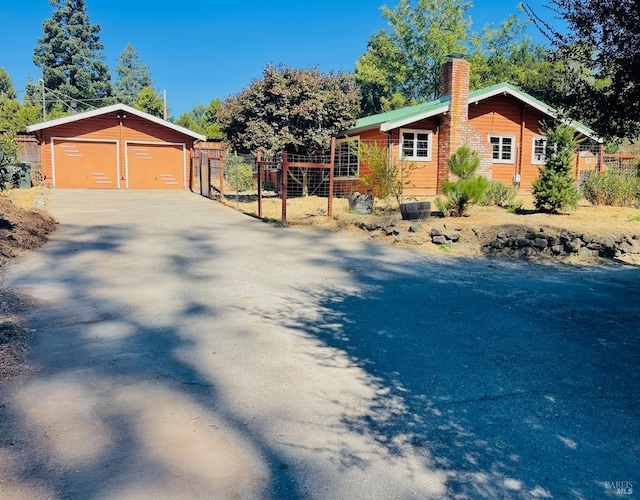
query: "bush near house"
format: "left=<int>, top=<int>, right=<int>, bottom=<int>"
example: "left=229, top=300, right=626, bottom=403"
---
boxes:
left=581, top=170, right=640, bottom=207
left=480, top=180, right=518, bottom=207
left=436, top=146, right=488, bottom=217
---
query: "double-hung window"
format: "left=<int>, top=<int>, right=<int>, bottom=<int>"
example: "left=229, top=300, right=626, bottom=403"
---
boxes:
left=489, top=135, right=515, bottom=163
left=334, top=138, right=359, bottom=179
left=400, top=129, right=432, bottom=161
left=532, top=136, right=547, bottom=164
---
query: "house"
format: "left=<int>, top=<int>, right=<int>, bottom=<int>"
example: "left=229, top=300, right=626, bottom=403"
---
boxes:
left=334, top=56, right=601, bottom=196
left=26, top=104, right=206, bottom=189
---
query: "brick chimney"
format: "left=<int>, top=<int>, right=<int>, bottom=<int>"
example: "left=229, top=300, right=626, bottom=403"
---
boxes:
left=437, top=55, right=470, bottom=191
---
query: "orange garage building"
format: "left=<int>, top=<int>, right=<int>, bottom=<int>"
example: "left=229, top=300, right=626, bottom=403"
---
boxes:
left=26, top=104, right=206, bottom=190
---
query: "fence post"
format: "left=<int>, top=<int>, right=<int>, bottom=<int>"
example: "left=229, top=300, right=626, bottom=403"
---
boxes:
left=328, top=137, right=335, bottom=218
left=282, top=152, right=288, bottom=222
left=257, top=151, right=263, bottom=218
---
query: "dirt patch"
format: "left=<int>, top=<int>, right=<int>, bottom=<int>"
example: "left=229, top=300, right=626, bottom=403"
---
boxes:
left=0, top=189, right=57, bottom=382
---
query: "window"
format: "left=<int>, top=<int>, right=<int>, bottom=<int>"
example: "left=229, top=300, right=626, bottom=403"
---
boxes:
left=400, top=129, right=432, bottom=161
left=532, top=136, right=547, bottom=164
left=489, top=135, right=515, bottom=163
left=334, top=138, right=359, bottom=178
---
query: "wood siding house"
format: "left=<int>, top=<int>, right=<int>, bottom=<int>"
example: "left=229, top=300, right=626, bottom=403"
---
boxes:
left=26, top=104, right=206, bottom=190
left=335, top=57, right=601, bottom=196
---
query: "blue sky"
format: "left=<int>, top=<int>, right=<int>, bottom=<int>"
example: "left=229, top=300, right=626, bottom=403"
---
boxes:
left=0, top=0, right=563, bottom=118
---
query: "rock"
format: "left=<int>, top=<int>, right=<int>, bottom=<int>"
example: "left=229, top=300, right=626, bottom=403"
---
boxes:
left=432, top=235, right=447, bottom=245
left=564, top=240, right=581, bottom=253
left=534, top=238, right=549, bottom=249
left=409, top=222, right=422, bottom=233
left=369, top=230, right=382, bottom=238
left=384, top=227, right=399, bottom=236
left=430, top=226, right=444, bottom=237
left=445, top=231, right=461, bottom=242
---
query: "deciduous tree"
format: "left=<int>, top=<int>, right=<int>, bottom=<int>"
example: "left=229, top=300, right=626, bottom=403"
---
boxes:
left=133, top=86, right=164, bottom=118
left=356, top=0, right=551, bottom=114
left=176, top=98, right=224, bottom=140
left=218, top=64, right=360, bottom=155
left=525, top=0, right=640, bottom=139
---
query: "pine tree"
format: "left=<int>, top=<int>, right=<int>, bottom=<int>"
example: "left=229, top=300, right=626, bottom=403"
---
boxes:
left=33, top=0, right=113, bottom=113
left=115, top=43, right=153, bottom=105
left=532, top=123, right=581, bottom=213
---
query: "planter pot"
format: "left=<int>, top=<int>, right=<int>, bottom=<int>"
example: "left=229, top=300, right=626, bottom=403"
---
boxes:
left=400, top=201, right=431, bottom=221
left=347, top=192, right=374, bottom=214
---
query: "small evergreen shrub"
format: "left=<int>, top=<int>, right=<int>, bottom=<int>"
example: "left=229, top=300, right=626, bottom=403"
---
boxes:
left=532, top=124, right=581, bottom=213
left=436, top=146, right=488, bottom=217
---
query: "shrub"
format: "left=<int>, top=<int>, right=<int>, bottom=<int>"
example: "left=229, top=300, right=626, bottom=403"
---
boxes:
left=356, top=140, right=416, bottom=208
left=581, top=170, right=640, bottom=206
left=481, top=180, right=517, bottom=207
left=532, top=123, right=581, bottom=213
left=436, top=146, right=488, bottom=217
left=223, top=155, right=256, bottom=192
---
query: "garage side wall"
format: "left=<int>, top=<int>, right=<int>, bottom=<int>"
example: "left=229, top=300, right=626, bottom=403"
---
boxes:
left=38, top=112, right=196, bottom=189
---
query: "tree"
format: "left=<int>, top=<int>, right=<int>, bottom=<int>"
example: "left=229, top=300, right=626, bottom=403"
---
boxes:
left=436, top=146, right=489, bottom=216
left=114, top=43, right=153, bottom=105
left=532, top=123, right=581, bottom=213
left=133, top=86, right=164, bottom=118
left=0, top=68, right=16, bottom=100
left=218, top=64, right=360, bottom=155
left=0, top=82, right=41, bottom=189
left=355, top=0, right=550, bottom=114
left=33, top=0, right=113, bottom=113
left=176, top=98, right=224, bottom=140
left=524, top=0, right=640, bottom=139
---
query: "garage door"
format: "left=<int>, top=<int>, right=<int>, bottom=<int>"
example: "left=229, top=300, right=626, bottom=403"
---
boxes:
left=53, top=140, right=118, bottom=189
left=127, top=143, right=184, bottom=189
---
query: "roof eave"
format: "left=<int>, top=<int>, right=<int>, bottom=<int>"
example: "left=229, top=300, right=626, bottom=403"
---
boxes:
left=380, top=103, right=449, bottom=132
left=469, top=84, right=602, bottom=143
left=26, top=103, right=207, bottom=142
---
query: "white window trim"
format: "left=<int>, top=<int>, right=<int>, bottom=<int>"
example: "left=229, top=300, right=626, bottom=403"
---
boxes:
left=532, top=135, right=547, bottom=165
left=400, top=128, right=433, bottom=162
left=335, top=136, right=360, bottom=179
left=489, top=134, right=516, bottom=164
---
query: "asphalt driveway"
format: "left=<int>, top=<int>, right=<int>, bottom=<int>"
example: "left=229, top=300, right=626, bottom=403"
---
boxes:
left=1, top=189, right=638, bottom=499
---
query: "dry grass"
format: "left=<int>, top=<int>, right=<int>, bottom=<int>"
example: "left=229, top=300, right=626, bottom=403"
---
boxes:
left=220, top=193, right=640, bottom=238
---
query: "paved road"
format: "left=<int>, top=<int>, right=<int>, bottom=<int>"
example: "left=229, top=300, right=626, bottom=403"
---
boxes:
left=1, top=190, right=638, bottom=499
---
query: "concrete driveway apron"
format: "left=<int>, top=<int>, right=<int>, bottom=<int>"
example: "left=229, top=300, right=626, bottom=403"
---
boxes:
left=1, top=189, right=638, bottom=499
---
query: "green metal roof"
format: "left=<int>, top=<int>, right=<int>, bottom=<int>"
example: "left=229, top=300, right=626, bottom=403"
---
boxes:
left=347, top=82, right=599, bottom=141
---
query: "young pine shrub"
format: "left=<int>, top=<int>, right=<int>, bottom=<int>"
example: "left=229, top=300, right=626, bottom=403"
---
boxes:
left=436, top=146, right=488, bottom=217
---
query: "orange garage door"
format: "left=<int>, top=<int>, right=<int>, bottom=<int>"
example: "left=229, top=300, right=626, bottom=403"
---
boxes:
left=127, top=143, right=184, bottom=189
left=53, top=140, right=118, bottom=188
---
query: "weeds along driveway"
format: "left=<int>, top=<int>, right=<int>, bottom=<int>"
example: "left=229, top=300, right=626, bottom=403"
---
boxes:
left=1, top=189, right=639, bottom=499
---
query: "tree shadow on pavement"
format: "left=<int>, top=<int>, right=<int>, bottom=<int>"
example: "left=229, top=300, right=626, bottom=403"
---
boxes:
left=251, top=248, right=640, bottom=499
